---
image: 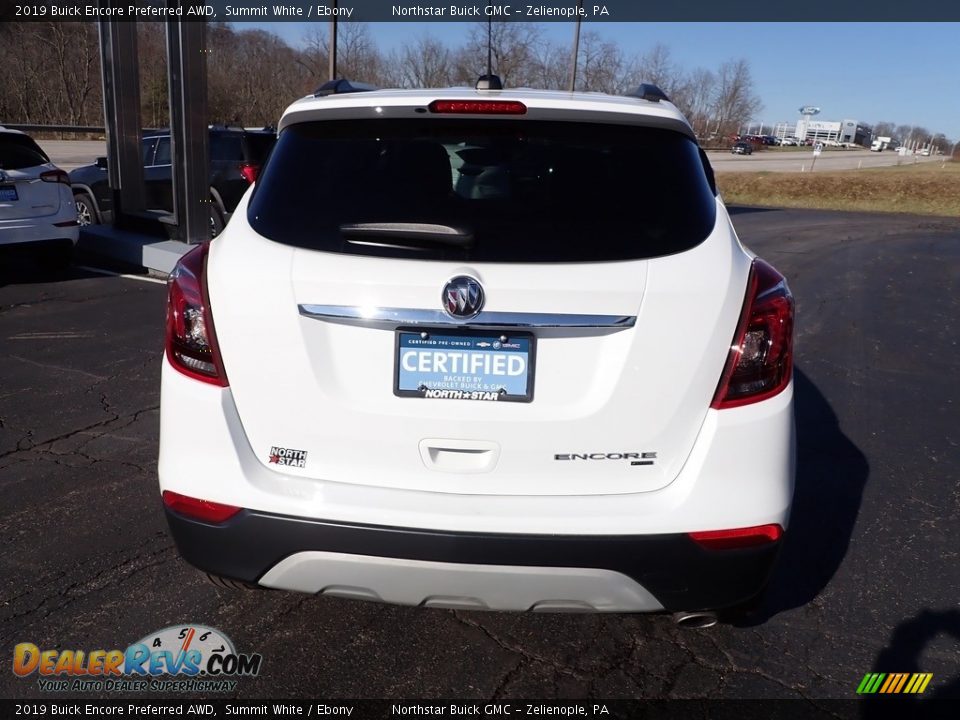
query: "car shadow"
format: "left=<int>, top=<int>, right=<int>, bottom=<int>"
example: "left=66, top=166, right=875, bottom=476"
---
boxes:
left=0, top=246, right=149, bottom=288
left=726, top=205, right=780, bottom=216
left=736, top=367, right=870, bottom=625
left=858, top=609, right=960, bottom=714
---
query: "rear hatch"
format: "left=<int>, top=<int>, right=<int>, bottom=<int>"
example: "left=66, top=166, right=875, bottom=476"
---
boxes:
left=209, top=114, right=750, bottom=496
left=0, top=134, right=61, bottom=220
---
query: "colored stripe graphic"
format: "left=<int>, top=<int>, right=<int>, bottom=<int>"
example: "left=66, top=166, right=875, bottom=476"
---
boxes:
left=857, top=673, right=887, bottom=695
left=857, top=672, right=933, bottom=694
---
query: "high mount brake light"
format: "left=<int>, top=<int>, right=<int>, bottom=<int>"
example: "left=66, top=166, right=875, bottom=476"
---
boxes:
left=428, top=100, right=527, bottom=115
left=712, top=259, right=794, bottom=409
left=165, top=243, right=228, bottom=386
left=688, top=524, right=783, bottom=550
left=162, top=491, right=241, bottom=523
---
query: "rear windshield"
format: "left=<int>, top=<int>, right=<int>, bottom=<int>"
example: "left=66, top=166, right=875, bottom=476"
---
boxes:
left=0, top=134, right=50, bottom=170
left=248, top=120, right=716, bottom=263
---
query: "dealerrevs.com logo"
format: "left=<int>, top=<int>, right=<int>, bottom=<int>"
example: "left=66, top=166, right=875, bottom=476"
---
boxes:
left=13, top=625, right=262, bottom=693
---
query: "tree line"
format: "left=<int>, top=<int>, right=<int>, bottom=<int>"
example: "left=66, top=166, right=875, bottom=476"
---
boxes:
left=0, top=20, right=953, bottom=153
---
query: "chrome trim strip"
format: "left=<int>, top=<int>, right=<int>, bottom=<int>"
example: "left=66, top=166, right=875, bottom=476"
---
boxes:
left=298, top=305, right=636, bottom=329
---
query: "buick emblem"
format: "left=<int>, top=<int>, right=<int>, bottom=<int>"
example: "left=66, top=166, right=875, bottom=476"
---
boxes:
left=442, top=276, right=484, bottom=319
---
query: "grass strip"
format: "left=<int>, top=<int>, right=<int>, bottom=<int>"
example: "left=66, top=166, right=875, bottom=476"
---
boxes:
left=716, top=161, right=960, bottom=217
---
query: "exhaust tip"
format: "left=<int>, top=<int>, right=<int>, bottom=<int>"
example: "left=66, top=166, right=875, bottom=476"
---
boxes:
left=672, top=611, right=718, bottom=629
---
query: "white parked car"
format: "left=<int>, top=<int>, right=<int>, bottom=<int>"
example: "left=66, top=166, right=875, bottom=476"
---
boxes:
left=0, top=127, right=78, bottom=265
left=159, top=80, right=795, bottom=624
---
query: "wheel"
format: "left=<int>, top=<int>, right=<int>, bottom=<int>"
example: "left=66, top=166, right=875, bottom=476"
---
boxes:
left=209, top=204, right=224, bottom=238
left=74, top=192, right=98, bottom=226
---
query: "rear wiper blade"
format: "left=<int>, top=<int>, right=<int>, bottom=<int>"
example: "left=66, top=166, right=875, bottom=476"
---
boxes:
left=340, top=222, right=474, bottom=249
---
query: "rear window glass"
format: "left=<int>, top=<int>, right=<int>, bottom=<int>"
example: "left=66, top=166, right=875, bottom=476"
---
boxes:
left=210, top=134, right=244, bottom=162
left=242, top=133, right=276, bottom=164
left=248, top=120, right=716, bottom=263
left=0, top=134, right=50, bottom=170
left=153, top=137, right=172, bottom=165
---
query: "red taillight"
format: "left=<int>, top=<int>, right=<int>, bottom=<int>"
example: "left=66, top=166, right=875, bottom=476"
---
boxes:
left=428, top=100, right=527, bottom=115
left=689, top=524, right=783, bottom=550
left=711, top=259, right=794, bottom=409
left=165, top=243, right=228, bottom=386
left=239, top=163, right=260, bottom=184
left=162, top=490, right=241, bottom=523
left=40, top=169, right=69, bottom=185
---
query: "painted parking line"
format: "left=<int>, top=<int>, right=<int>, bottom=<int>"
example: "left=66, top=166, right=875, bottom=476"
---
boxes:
left=75, top=265, right=167, bottom=285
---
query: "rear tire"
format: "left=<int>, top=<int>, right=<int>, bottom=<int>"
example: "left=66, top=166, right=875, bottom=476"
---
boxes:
left=209, top=204, right=224, bottom=238
left=74, top=192, right=98, bottom=226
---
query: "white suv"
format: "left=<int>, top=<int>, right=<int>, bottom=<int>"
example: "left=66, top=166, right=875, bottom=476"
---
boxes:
left=0, top=127, right=79, bottom=265
left=159, top=81, right=795, bottom=621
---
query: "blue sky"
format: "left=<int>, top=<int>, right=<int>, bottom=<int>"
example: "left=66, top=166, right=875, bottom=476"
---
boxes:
left=245, top=22, right=960, bottom=139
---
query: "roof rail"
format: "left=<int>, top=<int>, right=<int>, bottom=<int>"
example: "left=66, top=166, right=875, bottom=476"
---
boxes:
left=626, top=83, right=670, bottom=103
left=313, top=79, right=379, bottom=97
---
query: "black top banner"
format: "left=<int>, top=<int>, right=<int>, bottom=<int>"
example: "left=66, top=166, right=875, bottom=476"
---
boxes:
left=3, top=0, right=960, bottom=22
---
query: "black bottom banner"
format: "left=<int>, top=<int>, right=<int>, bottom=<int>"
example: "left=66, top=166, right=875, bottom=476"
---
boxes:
left=2, top=699, right=958, bottom=720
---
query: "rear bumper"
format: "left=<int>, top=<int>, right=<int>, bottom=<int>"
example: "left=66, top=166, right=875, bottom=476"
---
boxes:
left=0, top=216, right=79, bottom=246
left=165, top=507, right=781, bottom=612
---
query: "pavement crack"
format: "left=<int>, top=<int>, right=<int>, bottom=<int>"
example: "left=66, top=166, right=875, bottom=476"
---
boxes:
left=0, top=404, right=158, bottom=461
left=489, top=658, right=525, bottom=700
left=450, top=611, right=589, bottom=682
left=7, top=354, right=108, bottom=382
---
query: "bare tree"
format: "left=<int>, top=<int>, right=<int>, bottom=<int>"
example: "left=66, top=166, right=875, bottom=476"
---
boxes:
left=893, top=124, right=916, bottom=144
left=0, top=22, right=101, bottom=127
left=138, top=23, right=168, bottom=130
left=872, top=121, right=896, bottom=138
left=528, top=37, right=569, bottom=90
left=208, top=25, right=311, bottom=126
left=453, top=21, right=543, bottom=88
left=672, top=68, right=716, bottom=137
left=634, top=44, right=676, bottom=91
left=299, top=25, right=329, bottom=87
left=710, top=59, right=763, bottom=138
left=575, top=31, right=627, bottom=93
left=300, top=22, right=387, bottom=86
left=395, top=35, right=455, bottom=88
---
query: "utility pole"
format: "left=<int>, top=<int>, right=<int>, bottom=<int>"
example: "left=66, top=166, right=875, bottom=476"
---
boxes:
left=329, top=0, right=337, bottom=81
left=568, top=0, right=583, bottom=92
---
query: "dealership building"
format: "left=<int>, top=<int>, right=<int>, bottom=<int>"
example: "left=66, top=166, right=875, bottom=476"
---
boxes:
left=773, top=113, right=873, bottom=145
left=795, top=117, right=872, bottom=144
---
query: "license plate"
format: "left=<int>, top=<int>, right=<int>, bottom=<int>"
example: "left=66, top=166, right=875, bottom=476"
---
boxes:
left=0, top=186, right=17, bottom=202
left=395, top=329, right=535, bottom=402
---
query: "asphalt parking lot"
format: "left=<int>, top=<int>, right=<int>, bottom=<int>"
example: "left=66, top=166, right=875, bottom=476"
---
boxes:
left=1, top=208, right=958, bottom=701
